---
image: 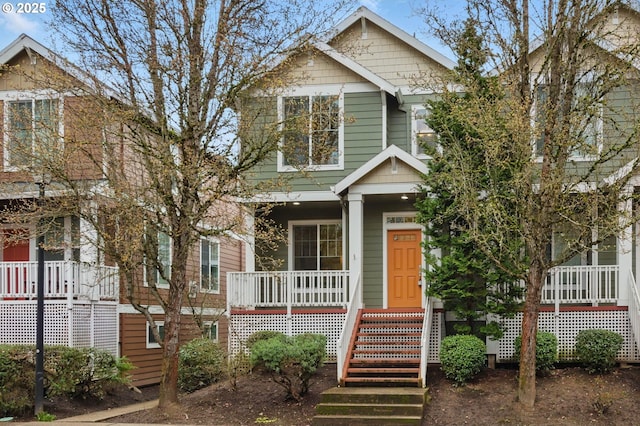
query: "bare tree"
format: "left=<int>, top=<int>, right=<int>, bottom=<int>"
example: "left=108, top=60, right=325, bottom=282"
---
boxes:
left=421, top=0, right=640, bottom=407
left=0, top=0, right=353, bottom=411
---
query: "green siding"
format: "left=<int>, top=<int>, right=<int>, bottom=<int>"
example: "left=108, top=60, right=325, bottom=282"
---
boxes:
left=361, top=197, right=420, bottom=308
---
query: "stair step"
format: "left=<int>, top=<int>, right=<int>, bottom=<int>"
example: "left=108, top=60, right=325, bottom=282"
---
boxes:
left=312, top=414, right=422, bottom=426
left=356, top=332, right=421, bottom=337
left=359, top=324, right=422, bottom=330
left=343, top=376, right=420, bottom=384
left=353, top=349, right=420, bottom=355
left=361, top=315, right=423, bottom=321
left=347, top=367, right=419, bottom=374
left=319, top=387, right=428, bottom=404
left=349, top=358, right=420, bottom=365
left=354, top=340, right=419, bottom=346
left=315, top=402, right=424, bottom=416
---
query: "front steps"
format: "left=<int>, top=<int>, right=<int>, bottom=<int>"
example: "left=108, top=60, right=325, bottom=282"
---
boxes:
left=312, top=386, right=428, bottom=426
left=341, top=308, right=424, bottom=387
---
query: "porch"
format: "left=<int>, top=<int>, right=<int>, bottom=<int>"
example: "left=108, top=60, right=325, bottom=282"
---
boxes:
left=0, top=261, right=120, bottom=355
left=227, top=265, right=640, bottom=384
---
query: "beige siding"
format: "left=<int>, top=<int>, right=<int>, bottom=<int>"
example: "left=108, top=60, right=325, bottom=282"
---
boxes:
left=356, top=159, right=422, bottom=185
left=330, top=21, right=449, bottom=86
left=286, top=50, right=367, bottom=86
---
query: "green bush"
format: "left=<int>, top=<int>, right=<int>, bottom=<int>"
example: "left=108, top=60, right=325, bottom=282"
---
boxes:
left=246, top=330, right=286, bottom=349
left=514, top=332, right=558, bottom=374
left=178, top=338, right=226, bottom=393
left=0, top=345, right=132, bottom=416
left=439, top=334, right=486, bottom=385
left=250, top=333, right=326, bottom=401
left=575, top=329, right=623, bottom=374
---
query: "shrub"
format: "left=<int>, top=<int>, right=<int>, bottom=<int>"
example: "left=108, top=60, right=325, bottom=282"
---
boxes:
left=246, top=330, right=286, bottom=349
left=250, top=333, right=326, bottom=401
left=439, top=334, right=486, bottom=385
left=575, top=329, right=623, bottom=374
left=0, top=345, right=132, bottom=416
left=178, top=338, right=226, bottom=392
left=513, top=332, right=558, bottom=374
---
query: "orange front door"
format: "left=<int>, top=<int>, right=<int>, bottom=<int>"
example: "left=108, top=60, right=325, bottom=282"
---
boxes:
left=387, top=229, right=422, bottom=308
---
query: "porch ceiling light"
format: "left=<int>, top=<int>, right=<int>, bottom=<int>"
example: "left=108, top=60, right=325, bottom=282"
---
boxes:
left=292, top=201, right=301, bottom=206
left=401, top=194, right=409, bottom=200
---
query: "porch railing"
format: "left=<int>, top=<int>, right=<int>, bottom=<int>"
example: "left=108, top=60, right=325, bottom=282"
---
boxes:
left=627, top=272, right=640, bottom=355
left=336, top=273, right=362, bottom=384
left=227, top=270, right=350, bottom=313
left=0, top=261, right=119, bottom=300
left=419, top=296, right=433, bottom=388
left=542, top=265, right=618, bottom=305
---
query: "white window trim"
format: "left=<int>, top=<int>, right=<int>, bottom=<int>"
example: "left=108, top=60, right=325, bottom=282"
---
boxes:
left=276, top=90, right=344, bottom=172
left=411, top=105, right=438, bottom=159
left=204, top=320, right=219, bottom=342
left=143, top=230, right=171, bottom=289
left=146, top=321, right=164, bottom=349
left=532, top=77, right=603, bottom=162
left=2, top=91, right=64, bottom=171
left=200, top=237, right=220, bottom=294
left=288, top=219, right=343, bottom=271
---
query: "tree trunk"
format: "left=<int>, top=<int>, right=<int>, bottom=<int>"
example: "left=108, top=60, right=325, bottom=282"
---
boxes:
left=518, top=262, right=545, bottom=407
left=158, top=292, right=182, bottom=410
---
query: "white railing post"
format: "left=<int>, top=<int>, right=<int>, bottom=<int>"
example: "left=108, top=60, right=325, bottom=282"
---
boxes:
left=419, top=297, right=433, bottom=388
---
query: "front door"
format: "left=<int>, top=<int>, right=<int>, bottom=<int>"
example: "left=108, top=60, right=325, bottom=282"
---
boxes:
left=387, top=229, right=422, bottom=308
left=2, top=229, right=30, bottom=296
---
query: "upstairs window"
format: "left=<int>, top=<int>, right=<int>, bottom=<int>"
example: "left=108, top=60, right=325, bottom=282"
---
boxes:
left=278, top=94, right=343, bottom=171
left=5, top=98, right=60, bottom=169
left=534, top=81, right=602, bottom=160
left=200, top=238, right=219, bottom=293
left=412, top=106, right=438, bottom=158
left=145, top=229, right=171, bottom=288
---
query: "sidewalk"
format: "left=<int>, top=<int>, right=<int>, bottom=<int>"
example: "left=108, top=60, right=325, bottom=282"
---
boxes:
left=13, top=400, right=159, bottom=425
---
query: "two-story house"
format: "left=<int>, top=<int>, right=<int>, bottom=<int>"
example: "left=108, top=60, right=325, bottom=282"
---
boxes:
left=228, top=6, right=640, bottom=387
left=0, top=34, right=243, bottom=386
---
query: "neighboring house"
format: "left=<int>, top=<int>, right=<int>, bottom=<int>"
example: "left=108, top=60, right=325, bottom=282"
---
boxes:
left=0, top=35, right=242, bottom=386
left=228, top=6, right=640, bottom=387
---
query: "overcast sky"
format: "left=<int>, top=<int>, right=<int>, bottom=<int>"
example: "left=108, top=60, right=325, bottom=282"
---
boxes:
left=0, top=0, right=464, bottom=60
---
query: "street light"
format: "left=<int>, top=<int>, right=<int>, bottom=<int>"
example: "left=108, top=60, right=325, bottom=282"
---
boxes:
left=33, top=173, right=49, bottom=416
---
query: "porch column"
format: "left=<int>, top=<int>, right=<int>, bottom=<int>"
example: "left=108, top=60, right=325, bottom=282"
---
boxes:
left=617, top=186, right=633, bottom=306
left=244, top=206, right=255, bottom=272
left=347, top=192, right=363, bottom=302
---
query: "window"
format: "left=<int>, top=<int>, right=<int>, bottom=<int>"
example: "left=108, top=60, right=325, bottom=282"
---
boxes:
left=534, top=82, right=602, bottom=159
left=412, top=106, right=437, bottom=158
left=145, top=229, right=171, bottom=288
left=146, top=321, right=165, bottom=349
left=43, top=216, right=80, bottom=261
left=291, top=221, right=342, bottom=270
left=5, top=98, right=60, bottom=168
left=204, top=321, right=218, bottom=342
left=278, top=94, right=343, bottom=170
left=200, top=238, right=219, bottom=293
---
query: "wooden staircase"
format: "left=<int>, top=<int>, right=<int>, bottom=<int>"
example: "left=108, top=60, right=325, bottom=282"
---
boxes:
left=340, top=308, right=424, bottom=387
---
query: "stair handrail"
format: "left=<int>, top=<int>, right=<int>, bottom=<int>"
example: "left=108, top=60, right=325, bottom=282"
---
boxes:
left=419, top=296, right=433, bottom=388
left=336, top=272, right=362, bottom=384
left=627, top=271, right=640, bottom=355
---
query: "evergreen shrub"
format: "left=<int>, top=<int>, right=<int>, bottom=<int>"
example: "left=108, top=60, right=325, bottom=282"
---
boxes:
left=250, top=333, right=326, bottom=401
left=575, top=329, right=623, bottom=374
left=439, top=334, right=486, bottom=385
left=178, top=337, right=226, bottom=392
left=513, top=331, right=558, bottom=374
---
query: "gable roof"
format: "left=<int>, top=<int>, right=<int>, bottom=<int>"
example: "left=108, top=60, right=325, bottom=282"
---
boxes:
left=312, top=40, right=398, bottom=95
left=333, top=144, right=428, bottom=195
left=329, top=7, right=456, bottom=71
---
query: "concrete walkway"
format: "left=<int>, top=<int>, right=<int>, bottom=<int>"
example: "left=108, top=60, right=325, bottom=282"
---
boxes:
left=13, top=399, right=160, bottom=425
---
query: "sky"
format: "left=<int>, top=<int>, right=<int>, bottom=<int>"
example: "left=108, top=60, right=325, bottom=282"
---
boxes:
left=0, top=0, right=464, bottom=60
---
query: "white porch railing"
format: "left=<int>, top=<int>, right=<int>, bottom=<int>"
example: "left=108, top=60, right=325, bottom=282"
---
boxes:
left=227, top=270, right=350, bottom=313
left=542, top=265, right=618, bottom=305
left=0, top=261, right=119, bottom=301
left=627, top=272, right=640, bottom=356
left=336, top=273, right=362, bottom=384
left=419, top=296, right=433, bottom=388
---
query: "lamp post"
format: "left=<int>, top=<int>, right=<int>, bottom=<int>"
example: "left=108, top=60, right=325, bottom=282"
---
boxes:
left=34, top=176, right=47, bottom=416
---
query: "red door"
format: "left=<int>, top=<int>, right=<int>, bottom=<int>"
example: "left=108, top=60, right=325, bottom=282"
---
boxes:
left=3, top=230, right=30, bottom=296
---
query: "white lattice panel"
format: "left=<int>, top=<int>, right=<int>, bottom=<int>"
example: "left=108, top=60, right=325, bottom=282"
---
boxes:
left=229, top=312, right=345, bottom=360
left=0, top=300, right=118, bottom=355
left=497, top=309, right=640, bottom=362
left=429, top=312, right=443, bottom=363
